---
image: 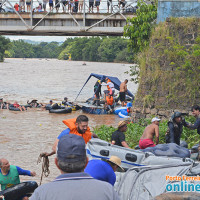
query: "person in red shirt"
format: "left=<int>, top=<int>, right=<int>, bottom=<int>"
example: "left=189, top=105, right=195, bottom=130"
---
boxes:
left=13, top=101, right=26, bottom=111
left=14, top=3, right=19, bottom=11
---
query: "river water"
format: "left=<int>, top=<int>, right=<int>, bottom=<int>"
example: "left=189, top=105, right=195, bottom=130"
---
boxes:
left=0, top=58, right=137, bottom=184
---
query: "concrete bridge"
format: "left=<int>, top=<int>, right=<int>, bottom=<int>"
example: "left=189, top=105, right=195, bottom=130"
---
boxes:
left=0, top=0, right=137, bottom=36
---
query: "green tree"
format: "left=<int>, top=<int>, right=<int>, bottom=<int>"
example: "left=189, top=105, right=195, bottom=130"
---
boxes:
left=0, top=36, right=11, bottom=62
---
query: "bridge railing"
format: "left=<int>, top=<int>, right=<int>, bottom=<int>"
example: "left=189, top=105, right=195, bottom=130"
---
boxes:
left=0, top=0, right=137, bottom=35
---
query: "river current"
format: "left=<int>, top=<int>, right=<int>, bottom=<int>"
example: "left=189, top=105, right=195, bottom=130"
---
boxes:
left=0, top=58, right=138, bottom=184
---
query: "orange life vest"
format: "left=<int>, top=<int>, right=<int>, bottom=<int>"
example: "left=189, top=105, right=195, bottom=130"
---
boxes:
left=106, top=79, right=111, bottom=89
left=106, top=96, right=114, bottom=105
left=62, top=118, right=92, bottom=144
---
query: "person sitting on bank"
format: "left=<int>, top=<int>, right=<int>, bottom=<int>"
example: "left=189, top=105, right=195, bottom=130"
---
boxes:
left=13, top=101, right=26, bottom=111
left=111, top=120, right=130, bottom=148
left=165, top=112, right=188, bottom=145
left=30, top=134, right=120, bottom=200
left=0, top=158, right=36, bottom=192
left=85, top=156, right=123, bottom=186
left=44, top=115, right=98, bottom=157
left=139, top=117, right=160, bottom=149
left=105, top=94, right=114, bottom=113
left=0, top=98, right=9, bottom=109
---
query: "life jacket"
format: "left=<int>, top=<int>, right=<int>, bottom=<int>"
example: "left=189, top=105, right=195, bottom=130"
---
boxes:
left=106, top=96, right=113, bottom=105
left=62, top=118, right=92, bottom=144
left=127, top=108, right=130, bottom=113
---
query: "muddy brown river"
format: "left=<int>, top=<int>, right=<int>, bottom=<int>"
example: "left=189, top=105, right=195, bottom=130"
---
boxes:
left=0, top=58, right=137, bottom=184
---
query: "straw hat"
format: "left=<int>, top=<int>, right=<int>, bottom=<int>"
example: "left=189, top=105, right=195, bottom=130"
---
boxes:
left=107, top=156, right=124, bottom=171
left=118, top=120, right=128, bottom=128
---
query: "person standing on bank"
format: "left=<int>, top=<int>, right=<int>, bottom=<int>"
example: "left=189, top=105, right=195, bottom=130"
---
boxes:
left=165, top=112, right=188, bottom=145
left=119, top=79, right=128, bottom=107
left=85, top=156, right=123, bottom=186
left=30, top=134, right=120, bottom=200
left=111, top=120, right=130, bottom=148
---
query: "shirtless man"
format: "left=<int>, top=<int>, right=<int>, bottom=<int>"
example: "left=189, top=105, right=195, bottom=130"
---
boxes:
left=139, top=117, right=160, bottom=149
left=119, top=79, right=128, bottom=107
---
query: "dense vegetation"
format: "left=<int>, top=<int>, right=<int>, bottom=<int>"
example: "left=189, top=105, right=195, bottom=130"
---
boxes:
left=3, top=37, right=132, bottom=63
left=93, top=116, right=198, bottom=149
left=0, top=36, right=10, bottom=62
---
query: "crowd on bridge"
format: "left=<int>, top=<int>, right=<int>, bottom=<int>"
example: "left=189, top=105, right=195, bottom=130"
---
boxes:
left=3, top=0, right=127, bottom=13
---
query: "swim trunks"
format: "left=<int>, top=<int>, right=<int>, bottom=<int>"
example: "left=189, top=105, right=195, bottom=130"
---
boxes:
left=139, top=139, right=156, bottom=149
left=119, top=92, right=125, bottom=102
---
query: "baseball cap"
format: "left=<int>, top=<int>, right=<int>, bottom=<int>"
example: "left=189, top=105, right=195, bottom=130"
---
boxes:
left=64, top=97, right=68, bottom=100
left=50, top=100, right=53, bottom=102
left=57, top=134, right=86, bottom=163
left=151, top=117, right=161, bottom=123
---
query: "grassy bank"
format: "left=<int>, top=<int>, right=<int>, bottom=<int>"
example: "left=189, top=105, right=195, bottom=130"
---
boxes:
left=93, top=116, right=198, bottom=149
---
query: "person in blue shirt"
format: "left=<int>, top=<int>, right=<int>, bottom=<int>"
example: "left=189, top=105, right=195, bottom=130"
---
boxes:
left=0, top=158, right=36, bottom=200
left=84, top=156, right=123, bottom=186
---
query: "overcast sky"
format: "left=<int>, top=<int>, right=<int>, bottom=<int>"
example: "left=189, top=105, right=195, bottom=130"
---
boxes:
left=5, top=35, right=69, bottom=42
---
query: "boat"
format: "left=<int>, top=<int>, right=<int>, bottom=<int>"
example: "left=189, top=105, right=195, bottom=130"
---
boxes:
left=75, top=73, right=134, bottom=115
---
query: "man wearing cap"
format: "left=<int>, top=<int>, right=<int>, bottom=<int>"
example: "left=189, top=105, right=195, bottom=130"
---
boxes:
left=165, top=112, right=188, bottom=145
left=84, top=156, right=123, bottom=186
left=62, top=97, right=73, bottom=107
left=111, top=120, right=130, bottom=148
left=30, top=134, right=120, bottom=200
left=139, top=117, right=160, bottom=149
left=45, top=115, right=98, bottom=157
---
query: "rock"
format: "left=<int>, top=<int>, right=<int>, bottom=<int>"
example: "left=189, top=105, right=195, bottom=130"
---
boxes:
left=155, top=192, right=200, bottom=200
left=158, top=110, right=168, bottom=116
left=151, top=108, right=158, bottom=115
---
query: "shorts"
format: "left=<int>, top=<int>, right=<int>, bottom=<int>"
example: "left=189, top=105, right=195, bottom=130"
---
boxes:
left=49, top=2, right=53, bottom=6
left=107, top=0, right=112, bottom=6
left=95, top=1, right=100, bottom=6
left=89, top=2, right=94, bottom=7
left=43, top=2, right=47, bottom=9
left=139, top=139, right=156, bottom=149
left=119, top=1, right=125, bottom=7
left=26, top=2, right=31, bottom=5
left=119, top=92, right=125, bottom=102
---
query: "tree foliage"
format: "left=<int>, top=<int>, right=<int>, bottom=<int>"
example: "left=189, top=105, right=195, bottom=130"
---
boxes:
left=124, top=0, right=157, bottom=57
left=0, top=36, right=11, bottom=62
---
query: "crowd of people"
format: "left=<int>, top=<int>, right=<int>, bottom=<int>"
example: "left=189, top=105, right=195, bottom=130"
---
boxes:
left=93, top=78, right=130, bottom=113
left=0, top=106, right=200, bottom=199
left=10, top=0, right=126, bottom=13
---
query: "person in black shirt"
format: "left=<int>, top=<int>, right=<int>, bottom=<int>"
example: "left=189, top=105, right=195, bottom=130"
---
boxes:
left=165, top=112, right=188, bottom=145
left=93, top=80, right=102, bottom=106
left=111, top=121, right=130, bottom=148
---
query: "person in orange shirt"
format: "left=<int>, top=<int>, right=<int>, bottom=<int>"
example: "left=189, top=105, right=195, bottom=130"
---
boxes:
left=105, top=94, right=114, bottom=113
left=14, top=3, right=19, bottom=11
left=44, top=115, right=98, bottom=157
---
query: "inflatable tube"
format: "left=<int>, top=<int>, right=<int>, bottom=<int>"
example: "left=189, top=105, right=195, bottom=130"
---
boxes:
left=114, top=107, right=127, bottom=115
left=9, top=106, right=20, bottom=111
left=49, top=107, right=72, bottom=114
left=118, top=110, right=130, bottom=118
left=0, top=181, right=38, bottom=200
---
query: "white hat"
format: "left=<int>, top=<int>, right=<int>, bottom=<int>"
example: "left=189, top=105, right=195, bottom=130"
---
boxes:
left=151, top=117, right=161, bottom=123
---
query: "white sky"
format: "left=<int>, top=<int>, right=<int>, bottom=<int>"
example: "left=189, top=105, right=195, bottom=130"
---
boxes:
left=5, top=35, right=68, bottom=42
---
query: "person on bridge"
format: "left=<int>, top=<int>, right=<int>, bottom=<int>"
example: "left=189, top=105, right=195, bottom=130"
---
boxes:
left=94, top=0, right=100, bottom=13
left=89, top=0, right=94, bottom=13
left=49, top=0, right=53, bottom=12
left=107, top=0, right=112, bottom=13
left=26, top=0, right=31, bottom=12
left=139, top=117, right=160, bottom=149
left=43, top=0, right=48, bottom=12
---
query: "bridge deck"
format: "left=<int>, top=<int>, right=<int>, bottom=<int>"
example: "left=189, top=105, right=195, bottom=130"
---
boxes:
left=0, top=13, right=135, bottom=36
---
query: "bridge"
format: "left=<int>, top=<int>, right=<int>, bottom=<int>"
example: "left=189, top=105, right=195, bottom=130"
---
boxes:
left=0, top=0, right=137, bottom=36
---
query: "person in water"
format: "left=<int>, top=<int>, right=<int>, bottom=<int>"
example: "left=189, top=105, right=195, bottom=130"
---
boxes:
left=111, top=120, right=130, bottom=148
left=139, top=117, right=160, bottom=149
left=13, top=101, right=26, bottom=111
left=0, top=98, right=9, bottom=109
left=0, top=158, right=36, bottom=199
left=85, top=156, right=123, bottom=186
left=44, top=115, right=98, bottom=157
left=62, top=97, right=73, bottom=107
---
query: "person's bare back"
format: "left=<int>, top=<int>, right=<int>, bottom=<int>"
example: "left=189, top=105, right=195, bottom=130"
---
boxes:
left=120, top=80, right=128, bottom=92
